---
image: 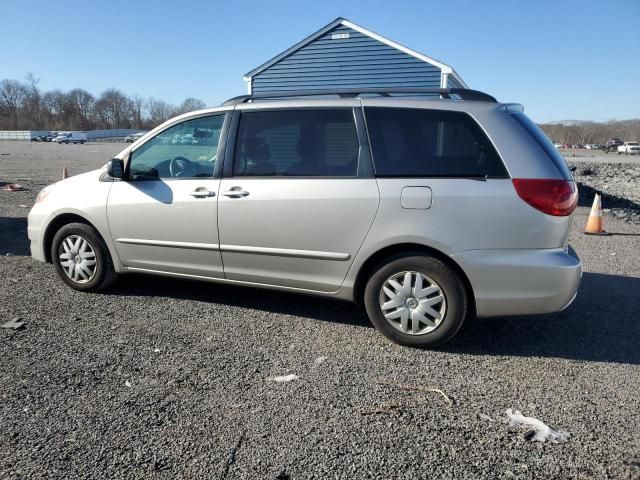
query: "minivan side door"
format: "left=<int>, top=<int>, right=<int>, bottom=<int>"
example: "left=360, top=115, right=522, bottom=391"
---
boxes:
left=106, top=113, right=228, bottom=278
left=217, top=107, right=379, bottom=292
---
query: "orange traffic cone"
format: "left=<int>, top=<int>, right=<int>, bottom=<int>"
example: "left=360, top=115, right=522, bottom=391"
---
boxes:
left=584, top=193, right=607, bottom=235
left=62, top=165, right=69, bottom=179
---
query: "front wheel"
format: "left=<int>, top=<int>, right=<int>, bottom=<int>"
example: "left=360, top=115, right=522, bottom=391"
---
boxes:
left=364, top=255, right=468, bottom=348
left=51, top=222, right=117, bottom=291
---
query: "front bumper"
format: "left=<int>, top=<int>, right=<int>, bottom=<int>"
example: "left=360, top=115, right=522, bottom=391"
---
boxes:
left=27, top=206, right=47, bottom=262
left=452, top=246, right=582, bottom=318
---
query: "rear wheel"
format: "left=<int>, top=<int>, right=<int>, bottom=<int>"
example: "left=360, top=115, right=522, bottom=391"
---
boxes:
left=364, top=254, right=468, bottom=348
left=51, top=222, right=117, bottom=291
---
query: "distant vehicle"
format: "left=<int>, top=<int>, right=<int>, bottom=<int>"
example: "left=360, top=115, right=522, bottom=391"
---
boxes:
left=55, top=132, right=87, bottom=144
left=617, top=141, right=640, bottom=155
left=573, top=144, right=585, bottom=149
left=604, top=138, right=623, bottom=153
left=561, top=143, right=572, bottom=148
left=585, top=144, right=602, bottom=150
left=553, top=143, right=563, bottom=148
left=125, top=132, right=146, bottom=143
left=31, top=131, right=59, bottom=142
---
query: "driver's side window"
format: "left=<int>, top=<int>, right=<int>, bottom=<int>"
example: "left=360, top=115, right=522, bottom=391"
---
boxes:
left=128, top=114, right=225, bottom=180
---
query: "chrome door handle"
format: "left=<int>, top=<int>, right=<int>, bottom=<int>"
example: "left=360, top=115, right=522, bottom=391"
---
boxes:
left=189, top=190, right=216, bottom=198
left=222, top=188, right=249, bottom=198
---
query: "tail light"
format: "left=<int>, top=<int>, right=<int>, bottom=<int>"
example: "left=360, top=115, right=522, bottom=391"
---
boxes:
left=512, top=179, right=578, bottom=216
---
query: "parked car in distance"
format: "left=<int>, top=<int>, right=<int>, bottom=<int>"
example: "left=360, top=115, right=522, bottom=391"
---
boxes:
left=125, top=132, right=146, bottom=143
left=617, top=141, right=640, bottom=155
left=54, top=132, right=87, bottom=144
left=605, top=138, right=624, bottom=153
left=27, top=88, right=581, bottom=348
left=32, top=131, right=59, bottom=142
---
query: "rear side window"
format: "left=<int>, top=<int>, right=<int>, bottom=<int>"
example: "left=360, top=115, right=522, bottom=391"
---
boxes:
left=234, top=110, right=359, bottom=177
left=510, top=112, right=573, bottom=180
left=364, top=107, right=507, bottom=177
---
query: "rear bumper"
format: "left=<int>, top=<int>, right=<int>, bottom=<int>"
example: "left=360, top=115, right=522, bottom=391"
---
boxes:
left=452, top=246, right=582, bottom=318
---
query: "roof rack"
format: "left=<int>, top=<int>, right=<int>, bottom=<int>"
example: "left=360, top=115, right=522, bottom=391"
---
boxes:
left=223, top=87, right=497, bottom=106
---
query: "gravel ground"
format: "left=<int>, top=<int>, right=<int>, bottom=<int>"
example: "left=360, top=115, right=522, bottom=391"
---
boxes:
left=1, top=142, right=639, bottom=479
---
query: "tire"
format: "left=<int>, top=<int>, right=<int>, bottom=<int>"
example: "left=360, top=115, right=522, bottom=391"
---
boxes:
left=364, top=254, right=468, bottom=348
left=51, top=222, right=117, bottom=292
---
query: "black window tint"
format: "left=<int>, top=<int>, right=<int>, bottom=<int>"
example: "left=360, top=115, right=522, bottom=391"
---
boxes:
left=365, top=107, right=507, bottom=177
left=234, top=110, right=358, bottom=177
left=510, top=112, right=573, bottom=180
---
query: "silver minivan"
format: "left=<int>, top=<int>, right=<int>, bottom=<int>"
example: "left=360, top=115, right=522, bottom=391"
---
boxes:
left=28, top=88, right=581, bottom=347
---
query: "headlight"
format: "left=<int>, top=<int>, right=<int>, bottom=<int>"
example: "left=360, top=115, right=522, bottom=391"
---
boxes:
left=35, top=184, right=55, bottom=204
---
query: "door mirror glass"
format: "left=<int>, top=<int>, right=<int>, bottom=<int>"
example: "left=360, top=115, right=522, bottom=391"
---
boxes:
left=107, top=158, right=124, bottom=178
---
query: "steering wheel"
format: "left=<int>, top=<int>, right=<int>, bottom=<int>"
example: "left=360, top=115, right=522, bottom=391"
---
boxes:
left=169, top=156, right=196, bottom=177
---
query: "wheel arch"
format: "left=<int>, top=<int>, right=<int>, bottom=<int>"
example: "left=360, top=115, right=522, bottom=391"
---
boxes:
left=353, top=243, right=476, bottom=316
left=43, top=213, right=103, bottom=263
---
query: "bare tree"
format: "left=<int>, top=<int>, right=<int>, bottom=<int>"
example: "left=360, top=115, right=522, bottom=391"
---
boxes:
left=0, top=79, right=27, bottom=129
left=67, top=89, right=95, bottom=130
left=176, top=97, right=206, bottom=115
left=95, top=89, right=133, bottom=128
left=146, top=97, right=175, bottom=126
left=131, top=95, right=145, bottom=129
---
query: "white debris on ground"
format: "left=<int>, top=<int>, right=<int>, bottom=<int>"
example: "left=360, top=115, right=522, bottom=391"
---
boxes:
left=506, top=409, right=570, bottom=443
left=153, top=348, right=160, bottom=353
left=479, top=413, right=494, bottom=422
left=313, top=356, right=327, bottom=365
left=1, top=318, right=25, bottom=330
left=268, top=374, right=299, bottom=383
left=124, top=380, right=132, bottom=388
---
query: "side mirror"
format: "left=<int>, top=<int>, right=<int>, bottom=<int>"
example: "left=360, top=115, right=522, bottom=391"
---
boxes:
left=107, top=158, right=124, bottom=179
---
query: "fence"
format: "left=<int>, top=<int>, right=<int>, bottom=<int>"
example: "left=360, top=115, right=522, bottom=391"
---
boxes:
left=0, top=129, right=146, bottom=141
left=0, top=131, right=32, bottom=141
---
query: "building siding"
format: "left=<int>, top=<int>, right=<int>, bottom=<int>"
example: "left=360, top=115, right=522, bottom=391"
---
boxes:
left=251, top=25, right=443, bottom=94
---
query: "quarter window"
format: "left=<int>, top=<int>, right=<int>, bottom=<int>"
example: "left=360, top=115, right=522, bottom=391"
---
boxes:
left=233, top=110, right=359, bottom=177
left=364, top=107, right=507, bottom=177
left=129, top=115, right=224, bottom=180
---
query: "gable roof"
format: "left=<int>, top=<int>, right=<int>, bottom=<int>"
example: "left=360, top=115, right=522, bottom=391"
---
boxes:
left=244, top=17, right=468, bottom=89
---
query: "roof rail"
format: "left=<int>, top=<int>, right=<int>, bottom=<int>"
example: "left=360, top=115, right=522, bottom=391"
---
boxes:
left=222, top=87, right=497, bottom=105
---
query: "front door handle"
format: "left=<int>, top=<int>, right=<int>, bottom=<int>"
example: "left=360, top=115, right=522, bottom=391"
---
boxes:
left=189, top=189, right=216, bottom=198
left=222, top=188, right=249, bottom=198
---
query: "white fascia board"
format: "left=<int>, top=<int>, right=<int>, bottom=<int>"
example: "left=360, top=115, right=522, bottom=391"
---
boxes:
left=340, top=19, right=453, bottom=73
